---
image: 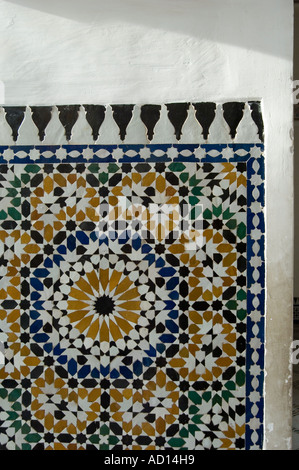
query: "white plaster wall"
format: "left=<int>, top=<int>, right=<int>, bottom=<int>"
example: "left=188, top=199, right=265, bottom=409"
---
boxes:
left=0, top=0, right=294, bottom=449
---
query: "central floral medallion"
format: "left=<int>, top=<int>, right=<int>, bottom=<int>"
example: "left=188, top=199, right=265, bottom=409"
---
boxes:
left=64, top=261, right=147, bottom=354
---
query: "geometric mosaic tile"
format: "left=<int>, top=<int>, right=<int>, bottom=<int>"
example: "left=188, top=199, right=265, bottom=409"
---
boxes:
left=0, top=102, right=265, bottom=450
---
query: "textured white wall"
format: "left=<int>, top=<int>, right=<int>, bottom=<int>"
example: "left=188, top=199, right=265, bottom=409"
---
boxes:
left=0, top=0, right=294, bottom=449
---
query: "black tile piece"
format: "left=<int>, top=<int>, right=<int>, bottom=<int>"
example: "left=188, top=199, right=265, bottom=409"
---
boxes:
left=30, top=106, right=53, bottom=141
left=140, top=105, right=161, bottom=140
left=248, top=101, right=264, bottom=142
left=223, top=286, right=236, bottom=300
left=1, top=379, right=18, bottom=388
left=22, top=390, right=31, bottom=406
left=135, top=163, right=152, bottom=173
left=222, top=102, right=245, bottom=139
left=165, top=102, right=190, bottom=140
left=111, top=104, right=134, bottom=141
left=56, top=163, right=75, bottom=173
left=4, top=106, right=26, bottom=141
left=57, top=433, right=73, bottom=443
left=1, top=221, right=17, bottom=230
left=136, top=436, right=152, bottom=445
left=83, top=105, right=106, bottom=141
left=57, top=105, right=80, bottom=141
left=192, top=102, right=216, bottom=140
left=236, top=336, right=246, bottom=353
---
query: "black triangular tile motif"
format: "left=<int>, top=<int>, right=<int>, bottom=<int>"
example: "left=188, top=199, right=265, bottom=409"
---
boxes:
left=30, top=106, right=53, bottom=142
left=140, top=105, right=161, bottom=141
left=4, top=106, right=26, bottom=142
left=83, top=105, right=106, bottom=141
left=193, top=102, right=216, bottom=140
left=248, top=101, right=264, bottom=142
left=57, top=105, right=80, bottom=141
left=222, top=102, right=245, bottom=139
left=0, top=100, right=264, bottom=146
left=166, top=102, right=190, bottom=140
left=111, top=104, right=134, bottom=141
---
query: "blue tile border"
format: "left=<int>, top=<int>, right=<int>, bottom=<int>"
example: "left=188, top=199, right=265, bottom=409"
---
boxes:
left=245, top=147, right=265, bottom=449
left=0, top=143, right=264, bottom=164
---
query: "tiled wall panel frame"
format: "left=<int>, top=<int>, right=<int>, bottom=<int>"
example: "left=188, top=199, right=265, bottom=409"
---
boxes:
left=0, top=102, right=265, bottom=450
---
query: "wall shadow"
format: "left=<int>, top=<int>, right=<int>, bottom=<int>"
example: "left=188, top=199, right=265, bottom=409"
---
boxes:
left=4, top=0, right=293, bottom=59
